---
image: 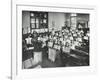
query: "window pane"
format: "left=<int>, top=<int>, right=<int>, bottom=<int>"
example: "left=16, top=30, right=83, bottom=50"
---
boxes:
left=30, top=13, right=34, bottom=17
left=44, top=14, right=47, bottom=18
left=36, top=18, right=39, bottom=23
left=31, top=18, right=35, bottom=23
left=36, top=23, right=39, bottom=28
left=31, top=23, right=35, bottom=28
left=43, top=19, right=46, bottom=23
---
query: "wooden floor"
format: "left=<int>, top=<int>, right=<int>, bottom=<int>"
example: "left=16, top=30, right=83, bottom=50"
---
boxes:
left=23, top=47, right=89, bottom=69
left=29, top=50, right=63, bottom=69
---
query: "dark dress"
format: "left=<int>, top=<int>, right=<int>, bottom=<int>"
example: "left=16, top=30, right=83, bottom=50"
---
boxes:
left=31, top=38, right=42, bottom=52
left=31, top=37, right=43, bottom=64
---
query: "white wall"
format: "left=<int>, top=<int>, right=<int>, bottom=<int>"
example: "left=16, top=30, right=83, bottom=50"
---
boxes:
left=22, top=11, right=30, bottom=34
left=48, top=12, right=66, bottom=31
left=22, top=11, right=30, bottom=29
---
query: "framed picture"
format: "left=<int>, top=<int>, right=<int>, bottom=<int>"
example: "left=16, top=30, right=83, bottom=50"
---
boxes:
left=11, top=0, right=97, bottom=80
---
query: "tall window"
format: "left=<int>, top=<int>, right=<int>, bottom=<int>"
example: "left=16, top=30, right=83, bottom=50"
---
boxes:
left=30, top=12, right=48, bottom=30
left=70, top=13, right=77, bottom=30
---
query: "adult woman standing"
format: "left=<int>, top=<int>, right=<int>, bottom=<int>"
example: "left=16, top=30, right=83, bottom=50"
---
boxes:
left=31, top=31, right=42, bottom=66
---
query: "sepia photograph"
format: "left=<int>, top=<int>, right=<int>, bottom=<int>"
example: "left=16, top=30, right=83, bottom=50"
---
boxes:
left=22, top=11, right=90, bottom=69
